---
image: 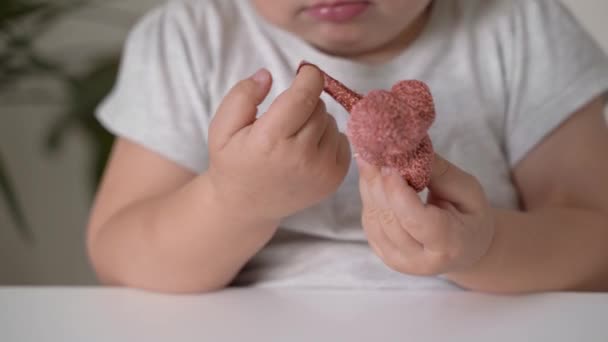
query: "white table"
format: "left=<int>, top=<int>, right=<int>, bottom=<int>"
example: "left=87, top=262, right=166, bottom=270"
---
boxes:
left=1, top=287, right=607, bottom=341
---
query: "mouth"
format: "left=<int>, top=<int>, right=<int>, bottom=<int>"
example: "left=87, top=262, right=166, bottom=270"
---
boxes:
left=304, top=1, right=372, bottom=23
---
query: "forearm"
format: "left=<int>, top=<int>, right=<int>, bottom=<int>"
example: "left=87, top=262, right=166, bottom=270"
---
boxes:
left=447, top=207, right=608, bottom=293
left=88, top=173, right=279, bottom=293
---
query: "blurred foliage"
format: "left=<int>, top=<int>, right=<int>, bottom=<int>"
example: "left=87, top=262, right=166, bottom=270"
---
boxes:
left=0, top=0, right=120, bottom=241
left=0, top=154, right=30, bottom=240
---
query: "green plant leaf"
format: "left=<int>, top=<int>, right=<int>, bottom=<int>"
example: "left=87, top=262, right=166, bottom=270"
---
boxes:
left=1, top=0, right=119, bottom=240
left=26, top=0, right=91, bottom=40
left=0, top=1, right=51, bottom=26
left=46, top=57, right=118, bottom=148
left=0, top=153, right=32, bottom=241
left=45, top=56, right=118, bottom=188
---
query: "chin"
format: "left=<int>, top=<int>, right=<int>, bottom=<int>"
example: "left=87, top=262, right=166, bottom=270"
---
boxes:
left=309, top=27, right=373, bottom=55
left=317, top=44, right=367, bottom=58
left=315, top=38, right=389, bottom=58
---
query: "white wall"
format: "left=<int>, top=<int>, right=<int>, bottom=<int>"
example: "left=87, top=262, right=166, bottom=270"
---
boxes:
left=565, top=0, right=608, bottom=53
left=0, top=0, right=607, bottom=285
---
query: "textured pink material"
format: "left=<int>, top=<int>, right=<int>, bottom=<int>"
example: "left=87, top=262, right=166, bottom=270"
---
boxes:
left=298, top=61, right=436, bottom=192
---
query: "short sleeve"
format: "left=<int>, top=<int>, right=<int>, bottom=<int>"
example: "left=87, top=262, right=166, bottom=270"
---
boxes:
left=505, top=0, right=608, bottom=167
left=96, top=4, right=211, bottom=172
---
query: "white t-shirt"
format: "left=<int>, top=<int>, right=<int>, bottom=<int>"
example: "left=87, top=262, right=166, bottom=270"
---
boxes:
left=97, top=0, right=608, bottom=290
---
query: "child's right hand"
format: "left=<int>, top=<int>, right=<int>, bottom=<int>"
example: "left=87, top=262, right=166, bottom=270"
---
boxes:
left=206, top=65, right=351, bottom=222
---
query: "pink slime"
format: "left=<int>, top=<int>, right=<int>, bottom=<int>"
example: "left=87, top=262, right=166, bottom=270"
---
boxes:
left=298, top=62, right=436, bottom=192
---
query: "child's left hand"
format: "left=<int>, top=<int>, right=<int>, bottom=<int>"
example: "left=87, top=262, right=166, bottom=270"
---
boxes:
left=357, top=154, right=495, bottom=276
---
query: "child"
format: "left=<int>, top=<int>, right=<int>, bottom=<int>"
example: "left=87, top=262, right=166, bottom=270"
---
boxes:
left=88, top=0, right=608, bottom=293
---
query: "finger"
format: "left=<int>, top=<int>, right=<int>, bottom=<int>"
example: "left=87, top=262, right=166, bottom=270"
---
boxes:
left=326, top=129, right=352, bottom=184
left=368, top=169, right=391, bottom=209
left=382, top=168, right=426, bottom=212
left=379, top=170, right=425, bottom=253
left=358, top=171, right=374, bottom=207
left=362, top=206, right=399, bottom=259
left=404, top=206, right=453, bottom=251
left=318, top=114, right=339, bottom=151
left=412, top=206, right=453, bottom=251
left=361, top=183, right=422, bottom=273
left=209, top=69, right=272, bottom=149
left=256, top=65, right=324, bottom=139
left=380, top=215, right=424, bottom=255
left=368, top=240, right=386, bottom=259
left=356, top=156, right=382, bottom=186
left=382, top=167, right=453, bottom=247
left=362, top=168, right=414, bottom=257
left=428, top=154, right=485, bottom=213
left=357, top=157, right=393, bottom=229
left=382, top=168, right=431, bottom=241
left=296, top=100, right=328, bottom=144
left=335, top=133, right=352, bottom=166
left=364, top=213, right=419, bottom=275
left=360, top=168, right=393, bottom=250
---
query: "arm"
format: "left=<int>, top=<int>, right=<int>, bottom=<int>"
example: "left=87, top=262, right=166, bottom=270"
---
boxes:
left=87, top=139, right=279, bottom=294
left=87, top=69, right=278, bottom=293
left=447, top=97, right=608, bottom=293
left=358, top=96, right=608, bottom=293
left=88, top=67, right=351, bottom=293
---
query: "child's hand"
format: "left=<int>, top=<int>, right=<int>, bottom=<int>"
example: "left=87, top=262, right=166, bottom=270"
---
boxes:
left=207, top=66, right=351, bottom=221
left=357, top=155, right=495, bottom=276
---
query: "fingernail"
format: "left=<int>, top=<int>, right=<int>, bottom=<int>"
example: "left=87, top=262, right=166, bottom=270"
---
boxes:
left=251, top=68, right=269, bottom=86
left=381, top=167, right=393, bottom=177
left=297, top=61, right=315, bottom=74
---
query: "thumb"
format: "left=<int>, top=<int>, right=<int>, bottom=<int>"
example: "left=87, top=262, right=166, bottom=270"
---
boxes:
left=428, top=154, right=485, bottom=213
left=356, top=155, right=382, bottom=184
left=209, top=68, right=272, bottom=149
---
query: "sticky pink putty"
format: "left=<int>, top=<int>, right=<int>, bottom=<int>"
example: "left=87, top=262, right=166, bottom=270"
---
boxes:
left=299, top=62, right=436, bottom=192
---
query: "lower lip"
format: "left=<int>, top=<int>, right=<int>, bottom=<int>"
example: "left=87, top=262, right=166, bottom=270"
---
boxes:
left=306, top=2, right=370, bottom=23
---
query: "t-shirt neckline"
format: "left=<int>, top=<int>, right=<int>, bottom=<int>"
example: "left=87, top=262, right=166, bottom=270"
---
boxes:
left=246, top=0, right=450, bottom=81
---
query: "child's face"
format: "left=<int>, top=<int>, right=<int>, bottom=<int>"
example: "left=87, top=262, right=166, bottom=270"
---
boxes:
left=252, top=0, right=433, bottom=58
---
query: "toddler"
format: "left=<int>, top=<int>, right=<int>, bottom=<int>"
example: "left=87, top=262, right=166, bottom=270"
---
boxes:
left=88, top=0, right=608, bottom=293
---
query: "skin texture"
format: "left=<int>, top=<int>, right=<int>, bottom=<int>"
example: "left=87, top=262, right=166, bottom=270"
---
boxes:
left=87, top=67, right=350, bottom=293
left=358, top=97, right=608, bottom=293
left=88, top=0, right=608, bottom=293
left=251, top=0, right=433, bottom=63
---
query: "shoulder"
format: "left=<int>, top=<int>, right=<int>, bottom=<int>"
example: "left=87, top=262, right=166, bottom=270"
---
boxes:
left=452, top=0, right=566, bottom=17
left=447, top=0, right=572, bottom=30
left=126, top=0, right=256, bottom=48
left=121, top=0, right=263, bottom=75
left=443, top=0, right=588, bottom=61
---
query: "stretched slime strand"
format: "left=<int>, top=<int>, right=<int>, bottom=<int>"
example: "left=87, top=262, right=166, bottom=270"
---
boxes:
left=297, top=61, right=436, bottom=192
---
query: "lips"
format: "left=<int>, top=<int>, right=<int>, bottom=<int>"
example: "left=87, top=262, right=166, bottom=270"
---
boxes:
left=306, top=1, right=371, bottom=23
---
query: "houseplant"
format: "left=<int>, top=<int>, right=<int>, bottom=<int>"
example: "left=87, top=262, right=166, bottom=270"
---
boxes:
left=0, top=0, right=119, bottom=240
